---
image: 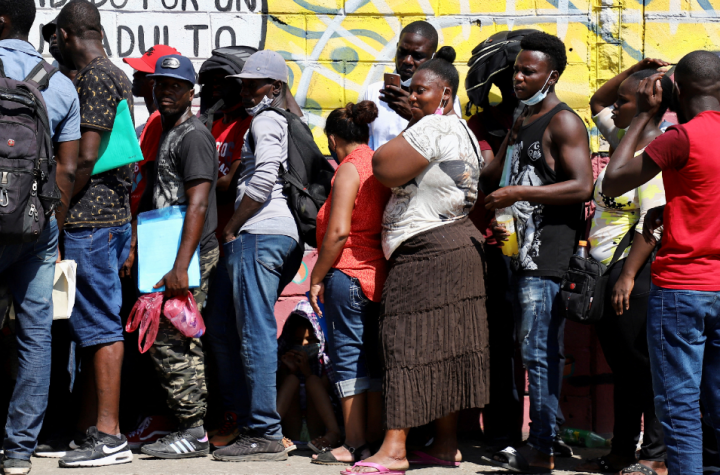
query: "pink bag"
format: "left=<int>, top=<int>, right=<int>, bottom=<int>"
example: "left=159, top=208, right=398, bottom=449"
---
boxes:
left=126, top=292, right=163, bottom=353
left=163, top=291, right=205, bottom=338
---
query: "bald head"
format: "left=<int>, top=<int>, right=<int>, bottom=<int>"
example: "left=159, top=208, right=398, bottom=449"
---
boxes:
left=57, top=0, right=102, bottom=40
left=676, top=50, right=720, bottom=91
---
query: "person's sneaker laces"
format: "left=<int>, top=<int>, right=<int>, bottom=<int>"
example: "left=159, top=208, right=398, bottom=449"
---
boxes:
left=140, top=429, right=209, bottom=459
left=213, top=432, right=288, bottom=462
left=125, top=415, right=174, bottom=449
left=209, top=412, right=240, bottom=448
left=34, top=431, right=86, bottom=458
left=58, top=426, right=133, bottom=468
left=2, top=457, right=32, bottom=475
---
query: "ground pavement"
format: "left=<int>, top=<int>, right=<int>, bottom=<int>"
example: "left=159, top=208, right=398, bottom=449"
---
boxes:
left=24, top=444, right=609, bottom=475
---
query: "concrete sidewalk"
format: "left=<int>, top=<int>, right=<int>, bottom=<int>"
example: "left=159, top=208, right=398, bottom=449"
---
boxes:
left=24, top=444, right=607, bottom=475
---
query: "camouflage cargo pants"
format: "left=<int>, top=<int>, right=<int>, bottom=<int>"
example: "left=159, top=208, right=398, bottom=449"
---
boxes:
left=149, top=246, right=219, bottom=429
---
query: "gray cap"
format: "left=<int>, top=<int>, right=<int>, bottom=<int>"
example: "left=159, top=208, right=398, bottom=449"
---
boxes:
left=228, top=50, right=288, bottom=83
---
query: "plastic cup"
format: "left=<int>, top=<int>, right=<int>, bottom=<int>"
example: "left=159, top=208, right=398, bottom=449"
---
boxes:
left=495, top=209, right=519, bottom=257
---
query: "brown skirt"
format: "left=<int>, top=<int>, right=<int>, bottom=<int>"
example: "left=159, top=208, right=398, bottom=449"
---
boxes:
left=380, top=217, right=490, bottom=429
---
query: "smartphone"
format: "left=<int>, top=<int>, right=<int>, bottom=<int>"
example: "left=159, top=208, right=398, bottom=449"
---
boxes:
left=384, top=73, right=401, bottom=89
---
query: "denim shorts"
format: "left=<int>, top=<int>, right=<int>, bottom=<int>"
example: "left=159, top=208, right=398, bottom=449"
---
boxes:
left=65, top=223, right=131, bottom=348
left=323, top=268, right=382, bottom=398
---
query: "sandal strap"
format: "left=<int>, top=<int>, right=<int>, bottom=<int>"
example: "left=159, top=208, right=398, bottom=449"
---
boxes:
left=345, top=443, right=370, bottom=455
left=622, top=463, right=658, bottom=475
left=596, top=456, right=612, bottom=471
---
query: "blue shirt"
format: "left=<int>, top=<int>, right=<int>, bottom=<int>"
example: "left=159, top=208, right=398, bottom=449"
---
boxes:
left=0, top=39, right=80, bottom=143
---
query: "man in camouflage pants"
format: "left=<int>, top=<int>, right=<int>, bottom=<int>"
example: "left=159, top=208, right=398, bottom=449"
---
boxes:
left=133, top=55, right=220, bottom=459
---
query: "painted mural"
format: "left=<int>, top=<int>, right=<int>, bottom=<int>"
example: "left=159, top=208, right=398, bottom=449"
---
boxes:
left=30, top=0, right=720, bottom=154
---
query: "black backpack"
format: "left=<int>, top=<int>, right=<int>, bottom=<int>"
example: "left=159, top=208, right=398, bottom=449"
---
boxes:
left=0, top=59, right=60, bottom=244
left=250, top=107, right=334, bottom=247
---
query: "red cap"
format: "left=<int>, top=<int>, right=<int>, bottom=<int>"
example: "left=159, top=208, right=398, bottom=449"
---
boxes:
left=123, top=45, right=182, bottom=73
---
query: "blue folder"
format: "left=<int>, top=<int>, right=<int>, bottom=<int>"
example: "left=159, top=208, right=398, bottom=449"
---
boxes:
left=137, top=206, right=201, bottom=294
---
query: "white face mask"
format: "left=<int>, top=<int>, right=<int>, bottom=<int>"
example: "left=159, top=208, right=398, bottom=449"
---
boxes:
left=245, top=94, right=274, bottom=116
left=520, top=71, right=556, bottom=106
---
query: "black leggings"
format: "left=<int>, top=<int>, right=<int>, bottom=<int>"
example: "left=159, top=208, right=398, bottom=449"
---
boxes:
left=595, top=256, right=666, bottom=461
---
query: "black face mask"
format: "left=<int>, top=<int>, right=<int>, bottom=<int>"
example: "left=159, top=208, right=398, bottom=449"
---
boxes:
left=49, top=43, right=66, bottom=67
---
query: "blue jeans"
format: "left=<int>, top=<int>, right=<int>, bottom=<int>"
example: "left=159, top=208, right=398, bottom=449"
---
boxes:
left=648, top=284, right=720, bottom=475
left=224, top=232, right=303, bottom=440
left=64, top=223, right=131, bottom=348
left=0, top=216, right=58, bottom=460
left=512, top=275, right=566, bottom=455
left=204, top=255, right=248, bottom=416
left=323, top=269, right=382, bottom=398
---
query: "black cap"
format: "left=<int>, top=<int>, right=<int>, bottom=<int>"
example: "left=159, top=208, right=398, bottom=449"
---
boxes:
left=42, top=18, right=57, bottom=43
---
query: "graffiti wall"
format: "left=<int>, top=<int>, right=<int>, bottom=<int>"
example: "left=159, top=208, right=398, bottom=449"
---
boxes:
left=30, top=0, right=720, bottom=153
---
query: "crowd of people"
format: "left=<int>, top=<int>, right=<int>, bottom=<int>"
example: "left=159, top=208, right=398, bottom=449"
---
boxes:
left=1, top=0, right=719, bottom=475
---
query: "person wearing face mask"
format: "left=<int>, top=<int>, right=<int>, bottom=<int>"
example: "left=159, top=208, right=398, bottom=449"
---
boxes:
left=480, top=32, right=593, bottom=473
left=574, top=62, right=672, bottom=475
left=213, top=50, right=305, bottom=463
left=344, top=46, right=489, bottom=475
left=360, top=21, right=462, bottom=150
left=306, top=100, right=389, bottom=465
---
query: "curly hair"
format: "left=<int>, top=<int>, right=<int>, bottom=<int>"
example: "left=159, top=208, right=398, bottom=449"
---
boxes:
left=520, top=31, right=568, bottom=76
left=0, top=0, right=35, bottom=36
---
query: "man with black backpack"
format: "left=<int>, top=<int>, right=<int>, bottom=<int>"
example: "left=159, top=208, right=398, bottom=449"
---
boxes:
left=0, top=0, right=81, bottom=473
left=213, top=50, right=326, bottom=463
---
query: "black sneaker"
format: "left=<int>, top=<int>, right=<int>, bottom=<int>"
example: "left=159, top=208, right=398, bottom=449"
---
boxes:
left=35, top=431, right=86, bottom=458
left=140, top=430, right=209, bottom=459
left=213, top=432, right=288, bottom=462
left=2, top=457, right=32, bottom=475
left=553, top=435, right=574, bottom=458
left=58, top=427, right=133, bottom=468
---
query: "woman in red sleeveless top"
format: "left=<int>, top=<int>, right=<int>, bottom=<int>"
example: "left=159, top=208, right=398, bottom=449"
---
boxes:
left=309, top=101, right=390, bottom=466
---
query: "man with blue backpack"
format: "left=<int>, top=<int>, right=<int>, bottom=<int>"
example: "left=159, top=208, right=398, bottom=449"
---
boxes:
left=0, top=0, right=81, bottom=473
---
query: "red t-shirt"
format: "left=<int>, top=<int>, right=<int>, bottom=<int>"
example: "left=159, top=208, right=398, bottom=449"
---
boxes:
left=316, top=144, right=391, bottom=302
left=644, top=110, right=720, bottom=291
left=131, top=110, right=163, bottom=217
left=212, top=115, right=251, bottom=247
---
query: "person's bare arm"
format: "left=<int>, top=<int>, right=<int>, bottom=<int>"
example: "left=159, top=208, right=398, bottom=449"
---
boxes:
left=71, top=128, right=103, bottom=197
left=611, top=232, right=655, bottom=315
left=372, top=133, right=428, bottom=188
left=603, top=74, right=664, bottom=197
left=53, top=140, right=79, bottom=233
left=590, top=58, right=669, bottom=116
left=309, top=163, right=360, bottom=316
left=217, top=160, right=242, bottom=194
left=154, top=178, right=211, bottom=297
left=484, top=110, right=593, bottom=211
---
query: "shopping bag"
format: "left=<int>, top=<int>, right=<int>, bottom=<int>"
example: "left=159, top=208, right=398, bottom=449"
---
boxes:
left=163, top=291, right=206, bottom=338
left=126, top=292, right=163, bottom=353
left=52, top=260, right=77, bottom=320
left=92, top=99, right=142, bottom=175
left=137, top=205, right=201, bottom=293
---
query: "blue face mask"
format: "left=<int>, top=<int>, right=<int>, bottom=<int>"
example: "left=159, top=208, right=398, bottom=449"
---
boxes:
left=520, top=71, right=556, bottom=106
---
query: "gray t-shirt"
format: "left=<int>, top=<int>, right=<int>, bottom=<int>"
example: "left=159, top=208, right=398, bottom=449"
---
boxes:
left=153, top=115, right=219, bottom=254
left=235, top=110, right=299, bottom=242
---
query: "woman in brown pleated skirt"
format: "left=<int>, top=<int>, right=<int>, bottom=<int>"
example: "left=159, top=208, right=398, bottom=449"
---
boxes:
left=343, top=47, right=491, bottom=475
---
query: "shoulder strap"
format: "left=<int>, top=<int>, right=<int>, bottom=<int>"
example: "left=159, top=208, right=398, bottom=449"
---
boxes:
left=0, top=58, right=5, bottom=78
left=201, top=99, right=225, bottom=132
left=607, top=226, right=635, bottom=268
left=460, top=120, right=482, bottom=168
left=24, top=60, right=58, bottom=91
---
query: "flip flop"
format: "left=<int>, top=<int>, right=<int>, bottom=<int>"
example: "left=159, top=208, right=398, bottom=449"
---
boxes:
left=409, top=450, right=461, bottom=467
left=480, top=446, right=550, bottom=474
left=340, top=461, right=406, bottom=475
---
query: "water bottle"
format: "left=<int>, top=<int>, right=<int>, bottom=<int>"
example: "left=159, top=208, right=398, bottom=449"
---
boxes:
left=560, top=428, right=611, bottom=448
left=575, top=240, right=589, bottom=259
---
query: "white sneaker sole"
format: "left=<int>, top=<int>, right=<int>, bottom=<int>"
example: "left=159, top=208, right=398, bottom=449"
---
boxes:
left=4, top=466, right=31, bottom=475
left=59, top=450, right=133, bottom=467
left=34, top=450, right=68, bottom=458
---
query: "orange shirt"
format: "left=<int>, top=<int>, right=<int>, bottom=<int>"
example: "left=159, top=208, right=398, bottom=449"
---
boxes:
left=316, top=144, right=391, bottom=302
